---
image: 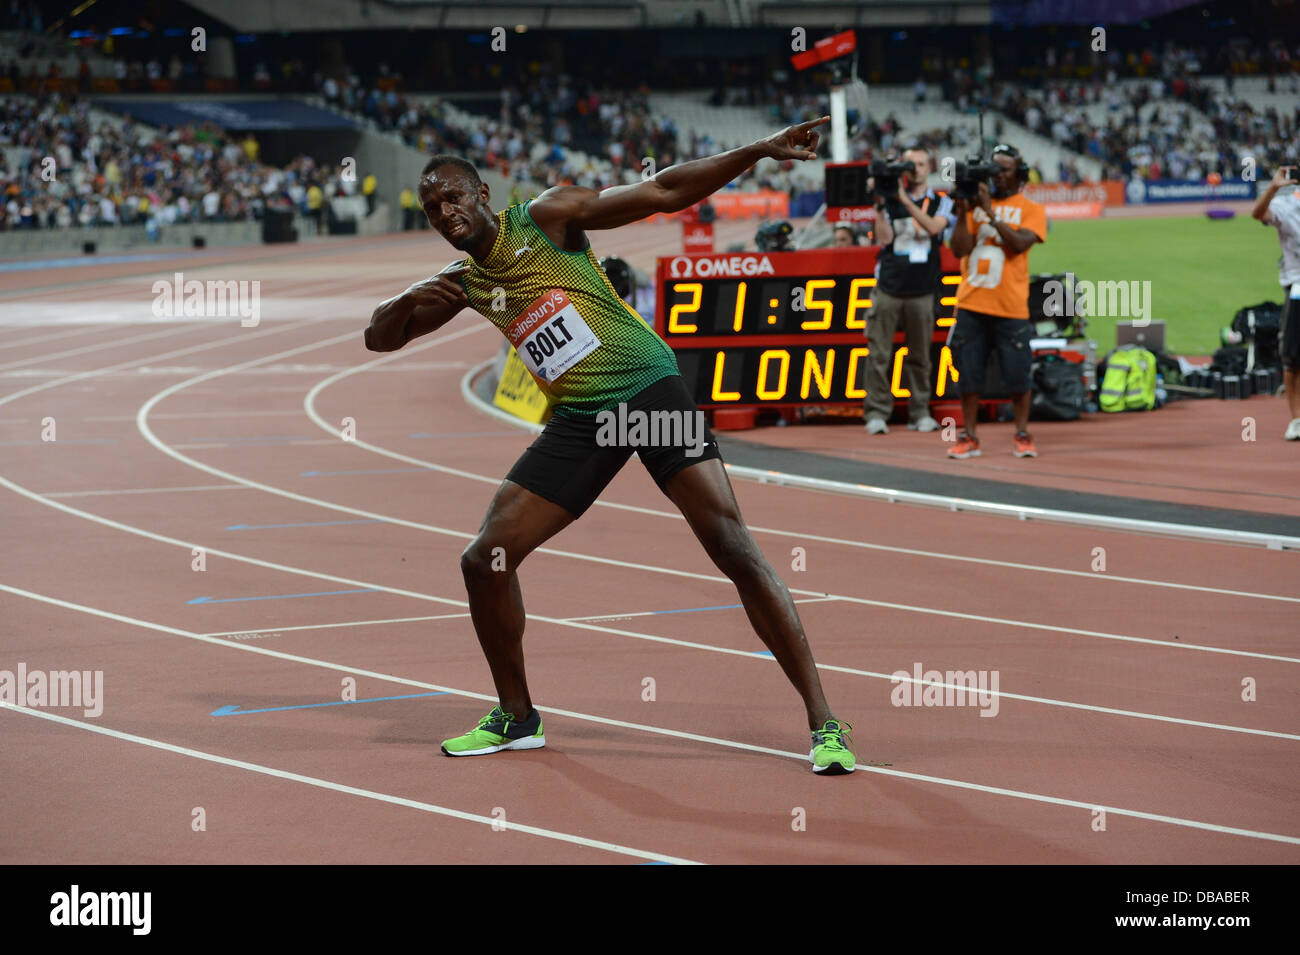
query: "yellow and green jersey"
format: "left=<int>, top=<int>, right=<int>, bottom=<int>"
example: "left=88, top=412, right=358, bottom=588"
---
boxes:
left=457, top=200, right=679, bottom=418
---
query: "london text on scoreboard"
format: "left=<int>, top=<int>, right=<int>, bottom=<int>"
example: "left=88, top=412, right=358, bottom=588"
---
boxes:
left=654, top=248, right=963, bottom=408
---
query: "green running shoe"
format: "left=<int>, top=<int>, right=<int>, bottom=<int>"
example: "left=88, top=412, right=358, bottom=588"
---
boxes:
left=810, top=719, right=855, bottom=775
left=441, top=705, right=545, bottom=757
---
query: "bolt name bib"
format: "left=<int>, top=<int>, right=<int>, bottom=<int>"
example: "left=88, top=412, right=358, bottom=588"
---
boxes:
left=507, top=289, right=600, bottom=382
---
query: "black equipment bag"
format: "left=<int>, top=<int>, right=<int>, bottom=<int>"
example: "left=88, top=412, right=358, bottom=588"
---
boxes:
left=1029, top=354, right=1086, bottom=421
left=1231, top=301, right=1283, bottom=368
left=1210, top=345, right=1249, bottom=377
left=1232, top=301, right=1282, bottom=340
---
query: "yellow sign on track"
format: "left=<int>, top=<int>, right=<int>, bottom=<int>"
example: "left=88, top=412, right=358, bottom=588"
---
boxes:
left=492, top=346, right=551, bottom=424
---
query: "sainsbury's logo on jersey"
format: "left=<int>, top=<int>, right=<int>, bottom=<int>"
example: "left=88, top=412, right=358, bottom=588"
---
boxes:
left=506, top=289, right=566, bottom=345
left=667, top=254, right=776, bottom=279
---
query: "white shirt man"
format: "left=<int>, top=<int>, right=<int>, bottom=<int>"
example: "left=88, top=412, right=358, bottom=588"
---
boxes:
left=1252, top=166, right=1300, bottom=439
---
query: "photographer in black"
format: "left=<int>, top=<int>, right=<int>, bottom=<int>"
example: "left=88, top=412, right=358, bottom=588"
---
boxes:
left=863, top=146, right=955, bottom=434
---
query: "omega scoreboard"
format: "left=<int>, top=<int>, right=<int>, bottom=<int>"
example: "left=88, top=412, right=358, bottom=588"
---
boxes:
left=654, top=248, right=963, bottom=409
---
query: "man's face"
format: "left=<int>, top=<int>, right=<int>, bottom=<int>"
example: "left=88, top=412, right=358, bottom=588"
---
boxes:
left=903, top=150, right=930, bottom=187
left=418, top=167, right=491, bottom=250
left=991, top=153, right=1021, bottom=197
left=833, top=227, right=855, bottom=247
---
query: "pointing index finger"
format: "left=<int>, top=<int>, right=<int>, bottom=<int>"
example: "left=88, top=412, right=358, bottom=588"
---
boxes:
left=797, top=115, right=831, bottom=131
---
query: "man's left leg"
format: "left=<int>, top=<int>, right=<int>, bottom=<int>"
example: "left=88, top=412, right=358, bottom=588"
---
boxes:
left=998, top=317, right=1037, bottom=456
left=627, top=375, right=853, bottom=772
left=662, top=458, right=834, bottom=732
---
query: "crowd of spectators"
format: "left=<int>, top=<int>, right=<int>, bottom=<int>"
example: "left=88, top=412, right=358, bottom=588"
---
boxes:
left=945, top=40, right=1300, bottom=181
left=986, top=69, right=1298, bottom=181
left=323, top=59, right=979, bottom=202
left=0, top=93, right=361, bottom=231
left=322, top=63, right=688, bottom=197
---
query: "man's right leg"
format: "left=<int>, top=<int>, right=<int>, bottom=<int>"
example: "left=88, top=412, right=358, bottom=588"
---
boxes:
left=864, top=291, right=903, bottom=428
left=460, top=479, right=575, bottom=719
left=1279, top=371, right=1300, bottom=439
left=959, top=391, right=982, bottom=438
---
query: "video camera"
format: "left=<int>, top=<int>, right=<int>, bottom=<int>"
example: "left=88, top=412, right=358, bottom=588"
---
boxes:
left=951, top=157, right=999, bottom=202
left=870, top=158, right=914, bottom=218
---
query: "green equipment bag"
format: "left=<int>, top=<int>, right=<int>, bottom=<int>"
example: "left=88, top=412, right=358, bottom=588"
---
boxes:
left=1099, top=346, right=1157, bottom=412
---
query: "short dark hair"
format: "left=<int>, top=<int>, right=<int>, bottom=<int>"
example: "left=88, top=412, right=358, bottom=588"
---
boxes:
left=420, top=154, right=481, bottom=186
left=901, top=143, right=934, bottom=167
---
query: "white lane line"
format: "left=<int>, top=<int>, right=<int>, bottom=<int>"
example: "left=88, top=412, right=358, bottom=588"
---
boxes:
left=0, top=703, right=699, bottom=865
left=0, top=316, right=332, bottom=411
left=2, top=580, right=1296, bottom=847
left=85, top=410, right=309, bottom=421
left=137, top=343, right=1300, bottom=665
left=0, top=469, right=463, bottom=609
left=0, top=324, right=116, bottom=352
left=202, top=613, right=472, bottom=637
left=562, top=595, right=840, bottom=622
left=44, top=484, right=251, bottom=498
left=814, top=592, right=1300, bottom=663
left=731, top=465, right=1300, bottom=551
left=173, top=439, right=341, bottom=450
left=555, top=616, right=1300, bottom=742
left=0, top=322, right=201, bottom=371
left=317, top=351, right=1300, bottom=605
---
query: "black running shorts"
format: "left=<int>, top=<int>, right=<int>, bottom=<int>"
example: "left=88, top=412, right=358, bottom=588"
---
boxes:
left=948, top=307, right=1034, bottom=395
left=505, top=375, right=723, bottom=517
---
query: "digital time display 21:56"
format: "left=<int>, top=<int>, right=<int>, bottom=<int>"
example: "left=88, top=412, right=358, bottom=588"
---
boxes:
left=654, top=248, right=962, bottom=408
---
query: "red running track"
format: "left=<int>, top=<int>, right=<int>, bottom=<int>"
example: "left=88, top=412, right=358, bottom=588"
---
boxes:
left=0, top=232, right=1297, bottom=864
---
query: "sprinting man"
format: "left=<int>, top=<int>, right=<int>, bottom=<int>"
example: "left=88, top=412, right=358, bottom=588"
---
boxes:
left=365, top=116, right=854, bottom=775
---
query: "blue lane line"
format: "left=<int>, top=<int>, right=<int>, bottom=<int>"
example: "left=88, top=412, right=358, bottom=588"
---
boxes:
left=300, top=467, right=427, bottom=477
left=226, top=519, right=383, bottom=530
left=649, top=603, right=744, bottom=616
left=752, top=651, right=775, bottom=658
left=188, top=588, right=378, bottom=605
left=212, top=691, right=449, bottom=717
